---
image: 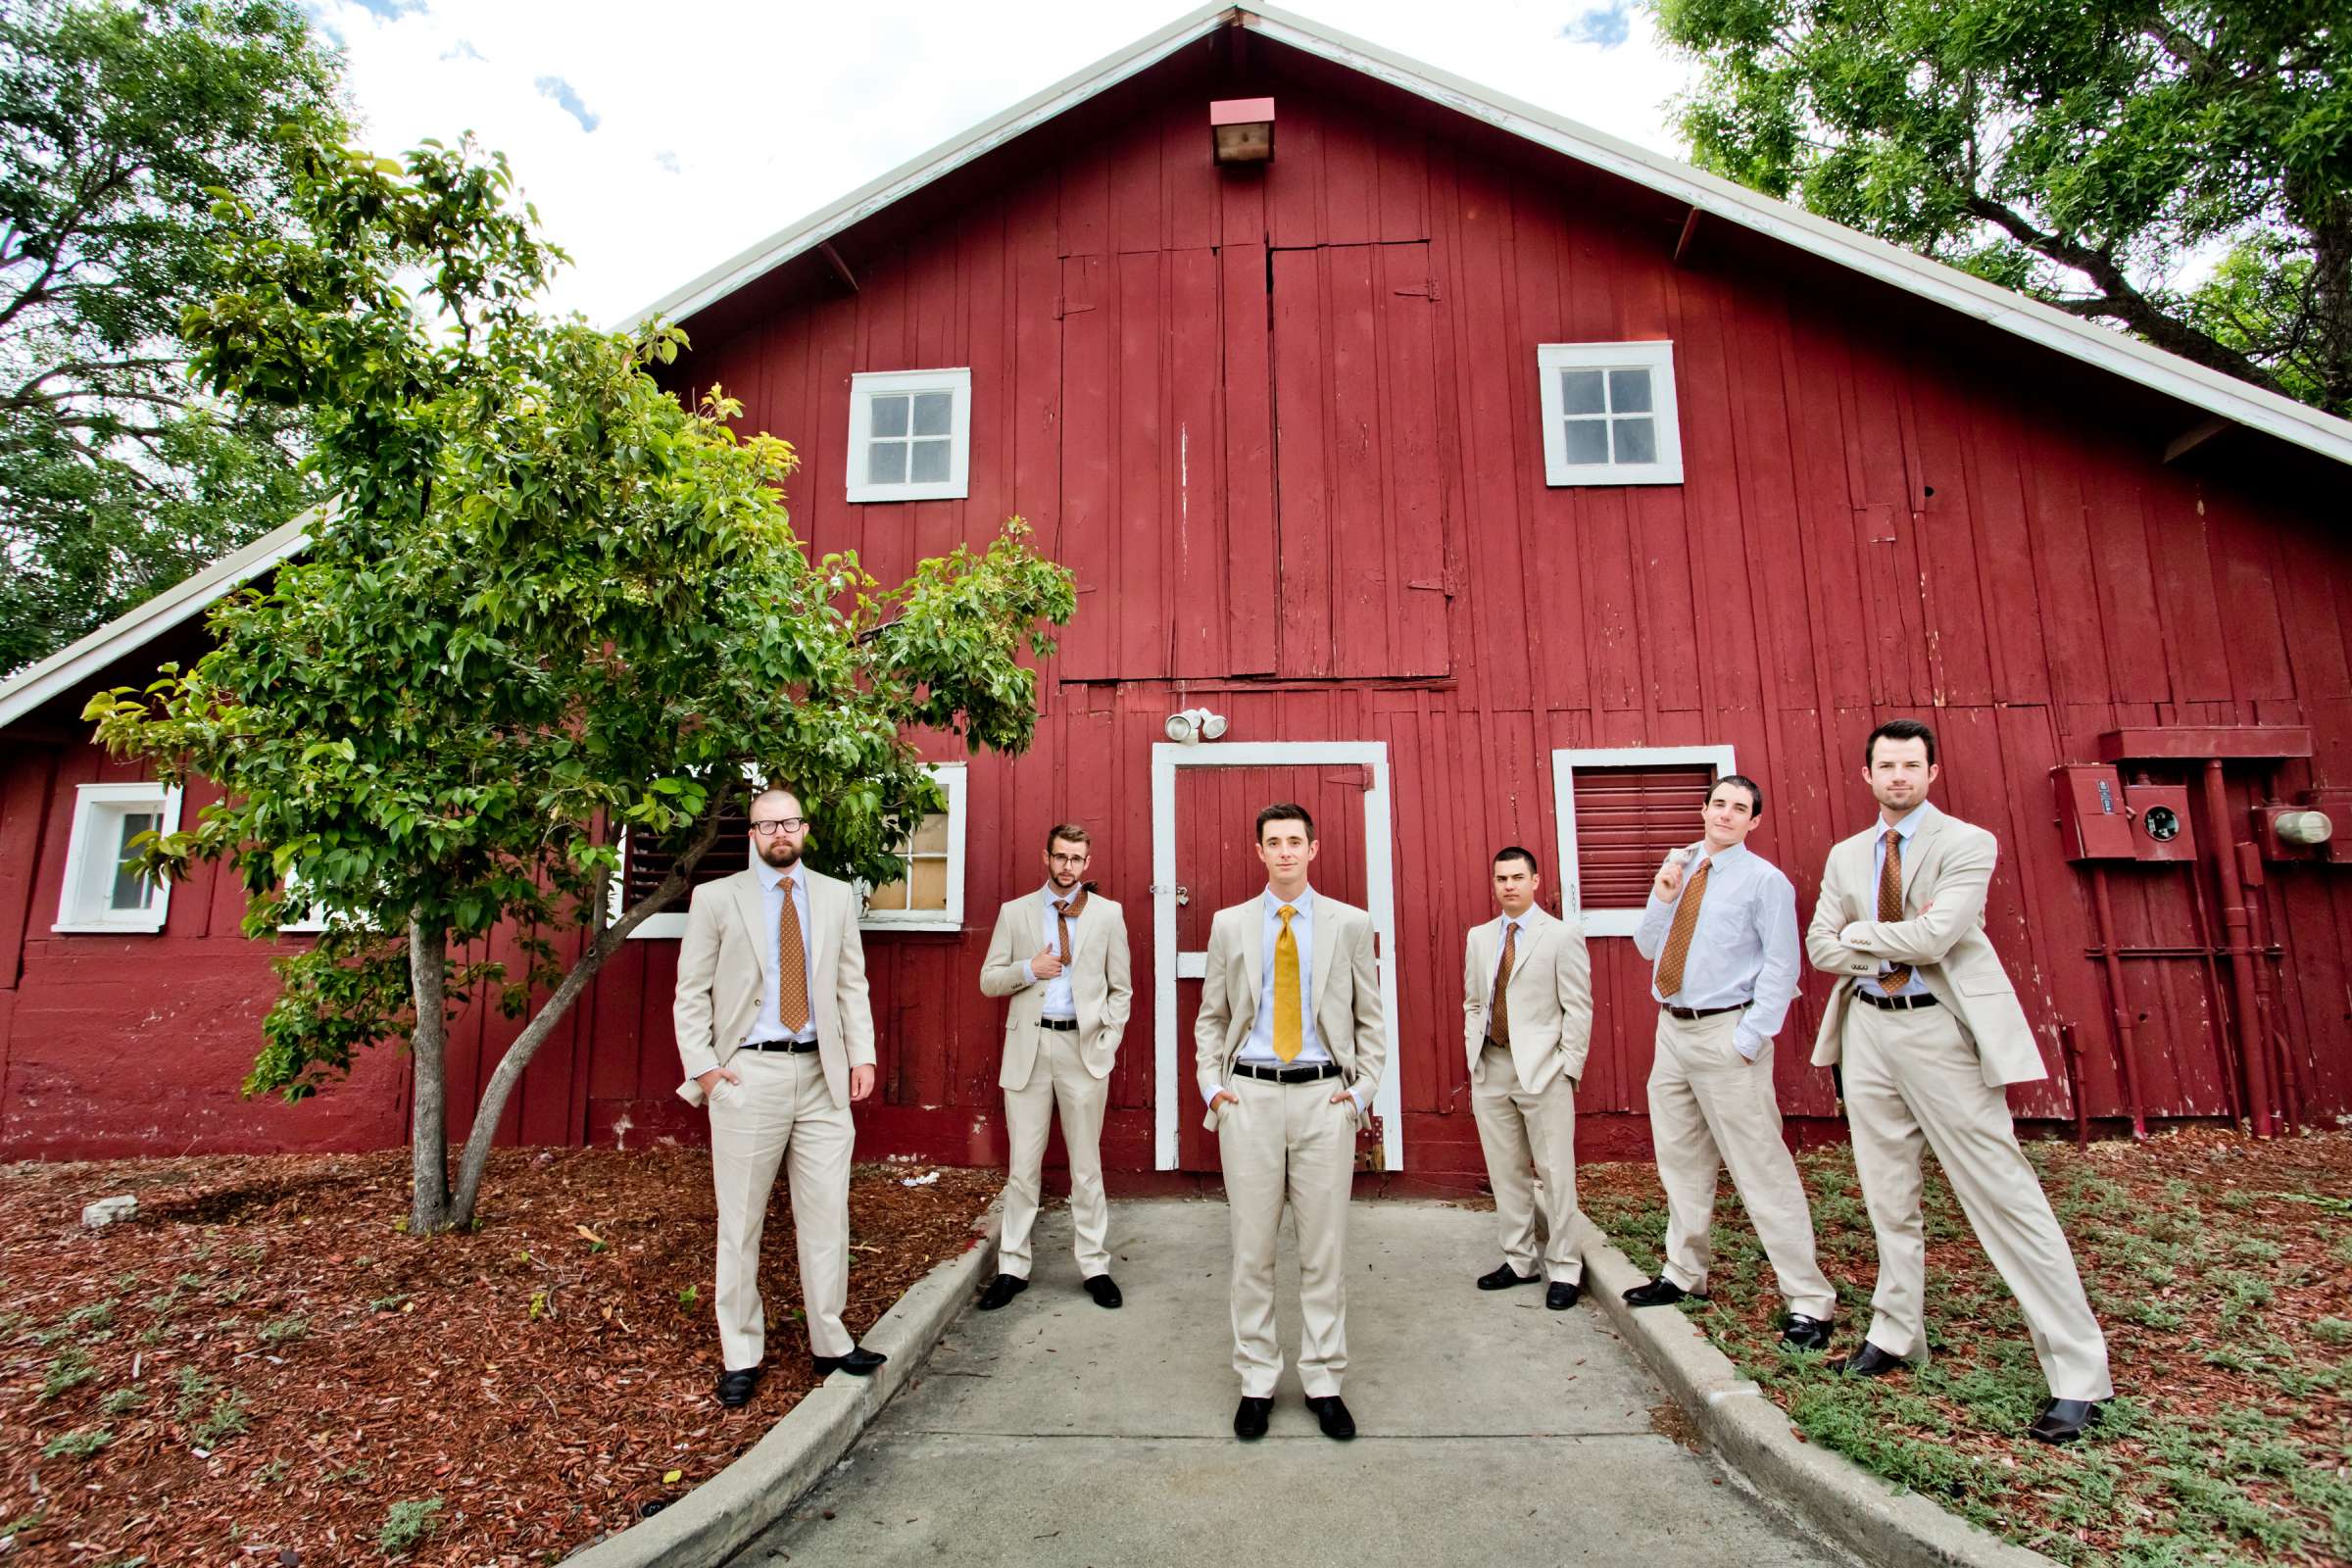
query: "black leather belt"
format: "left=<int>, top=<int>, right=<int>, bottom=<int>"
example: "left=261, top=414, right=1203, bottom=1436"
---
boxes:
left=1663, top=1003, right=1750, bottom=1020
left=739, top=1038, right=818, bottom=1053
left=1857, top=990, right=1938, bottom=1010
left=1233, top=1061, right=1341, bottom=1084
left=1039, top=1017, right=1079, bottom=1032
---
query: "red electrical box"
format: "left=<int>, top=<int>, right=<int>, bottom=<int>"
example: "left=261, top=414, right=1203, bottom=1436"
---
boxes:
left=2051, top=765, right=2134, bottom=859
left=2124, top=783, right=2195, bottom=861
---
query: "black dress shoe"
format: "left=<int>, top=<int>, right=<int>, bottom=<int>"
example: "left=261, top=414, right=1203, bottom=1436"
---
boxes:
left=1304, top=1395, right=1355, bottom=1441
left=1780, top=1313, right=1834, bottom=1351
left=2026, top=1398, right=2105, bottom=1445
left=1233, top=1396, right=1273, bottom=1440
left=1831, top=1341, right=1911, bottom=1378
left=1546, top=1281, right=1580, bottom=1310
left=1622, top=1276, right=1704, bottom=1307
left=1083, top=1274, right=1123, bottom=1309
left=976, top=1273, right=1029, bottom=1311
left=812, top=1346, right=888, bottom=1378
left=715, top=1366, right=761, bottom=1407
left=1478, top=1263, right=1542, bottom=1291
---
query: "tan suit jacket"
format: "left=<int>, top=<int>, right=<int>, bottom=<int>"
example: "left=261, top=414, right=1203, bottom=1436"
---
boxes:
left=979, top=889, right=1135, bottom=1088
left=1806, top=803, right=2044, bottom=1087
left=1461, top=906, right=1592, bottom=1095
left=672, top=865, right=875, bottom=1109
left=1194, top=894, right=1386, bottom=1127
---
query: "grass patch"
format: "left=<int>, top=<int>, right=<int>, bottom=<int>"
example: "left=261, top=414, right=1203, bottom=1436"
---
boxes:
left=377, top=1496, right=442, bottom=1556
left=40, top=1427, right=111, bottom=1459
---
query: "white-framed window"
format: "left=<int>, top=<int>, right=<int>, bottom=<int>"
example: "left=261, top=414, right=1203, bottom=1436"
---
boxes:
left=1551, top=745, right=1734, bottom=936
left=846, top=368, right=972, bottom=503
left=614, top=761, right=968, bottom=939
left=1536, top=341, right=1684, bottom=486
left=53, top=781, right=183, bottom=934
left=859, top=762, right=967, bottom=933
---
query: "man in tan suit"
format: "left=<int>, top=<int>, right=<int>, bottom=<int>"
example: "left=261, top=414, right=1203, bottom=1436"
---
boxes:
left=1197, top=802, right=1385, bottom=1443
left=674, top=786, right=884, bottom=1408
left=975, top=822, right=1134, bottom=1311
left=1626, top=774, right=1838, bottom=1349
left=1462, top=846, right=1592, bottom=1310
left=1808, top=718, right=2113, bottom=1444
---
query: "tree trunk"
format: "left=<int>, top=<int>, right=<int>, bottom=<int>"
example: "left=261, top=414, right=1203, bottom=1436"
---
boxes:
left=409, top=914, right=452, bottom=1233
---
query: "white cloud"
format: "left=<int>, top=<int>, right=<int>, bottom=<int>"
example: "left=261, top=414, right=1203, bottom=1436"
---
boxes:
left=315, top=0, right=1696, bottom=327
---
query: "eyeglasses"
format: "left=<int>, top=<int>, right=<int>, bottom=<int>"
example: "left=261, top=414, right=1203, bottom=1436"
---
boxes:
left=1047, top=853, right=1090, bottom=866
left=750, top=817, right=808, bottom=836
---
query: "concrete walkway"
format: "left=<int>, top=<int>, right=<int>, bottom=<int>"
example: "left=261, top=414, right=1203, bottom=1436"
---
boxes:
left=732, top=1200, right=1849, bottom=1568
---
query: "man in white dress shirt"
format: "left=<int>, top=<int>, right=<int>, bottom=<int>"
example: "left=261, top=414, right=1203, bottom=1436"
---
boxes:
left=1627, top=774, right=1838, bottom=1350
left=1195, top=803, right=1385, bottom=1443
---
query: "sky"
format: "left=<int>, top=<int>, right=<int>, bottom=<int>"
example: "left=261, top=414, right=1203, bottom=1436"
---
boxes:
left=312, top=0, right=1696, bottom=328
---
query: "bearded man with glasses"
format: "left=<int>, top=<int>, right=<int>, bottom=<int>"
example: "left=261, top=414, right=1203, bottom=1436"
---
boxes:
left=674, top=786, right=884, bottom=1408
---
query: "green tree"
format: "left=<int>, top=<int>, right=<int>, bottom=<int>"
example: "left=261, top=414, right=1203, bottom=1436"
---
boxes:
left=1654, top=0, right=2352, bottom=414
left=87, top=137, right=1075, bottom=1231
left=0, top=0, right=346, bottom=675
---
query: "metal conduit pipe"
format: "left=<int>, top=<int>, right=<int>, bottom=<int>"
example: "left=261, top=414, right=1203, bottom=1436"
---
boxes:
left=2087, top=866, right=2149, bottom=1140
left=2201, top=760, right=2275, bottom=1137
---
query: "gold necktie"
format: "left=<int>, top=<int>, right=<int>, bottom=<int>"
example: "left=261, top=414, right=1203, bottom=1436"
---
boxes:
left=1491, top=920, right=1517, bottom=1046
left=1654, top=858, right=1710, bottom=1000
left=1878, top=833, right=1911, bottom=993
left=1272, top=904, right=1302, bottom=1062
left=1054, top=898, right=1074, bottom=963
left=778, top=873, right=810, bottom=1033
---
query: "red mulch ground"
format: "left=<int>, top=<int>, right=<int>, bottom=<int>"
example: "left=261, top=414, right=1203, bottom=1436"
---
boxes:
left=1, top=1149, right=1002, bottom=1566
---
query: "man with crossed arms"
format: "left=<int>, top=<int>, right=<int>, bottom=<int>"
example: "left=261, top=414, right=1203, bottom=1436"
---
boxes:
left=1808, top=717, right=2111, bottom=1444
left=1197, top=802, right=1385, bottom=1443
left=1627, top=773, right=1838, bottom=1351
left=674, top=786, right=885, bottom=1408
left=1463, top=846, right=1592, bottom=1310
left=974, top=821, right=1133, bottom=1312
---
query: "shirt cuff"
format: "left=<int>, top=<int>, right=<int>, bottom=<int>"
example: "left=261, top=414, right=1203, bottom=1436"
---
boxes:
left=1350, top=1082, right=1371, bottom=1112
left=1731, top=1027, right=1762, bottom=1061
left=1202, top=1081, right=1228, bottom=1108
left=1020, top=960, right=1039, bottom=987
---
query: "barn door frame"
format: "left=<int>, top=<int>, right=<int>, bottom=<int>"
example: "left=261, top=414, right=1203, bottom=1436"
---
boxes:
left=1150, top=741, right=1403, bottom=1172
left=1551, top=745, right=1738, bottom=937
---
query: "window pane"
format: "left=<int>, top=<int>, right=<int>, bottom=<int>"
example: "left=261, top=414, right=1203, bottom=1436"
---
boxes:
left=867, top=877, right=910, bottom=911
left=1560, top=369, right=1605, bottom=415
left=110, top=810, right=160, bottom=911
left=909, top=811, right=949, bottom=855
left=908, top=438, right=951, bottom=483
left=908, top=858, right=948, bottom=909
left=1608, top=368, right=1652, bottom=414
left=869, top=394, right=909, bottom=438
left=1562, top=417, right=1609, bottom=465
left=867, top=441, right=906, bottom=485
left=911, top=391, right=953, bottom=437
left=1612, top=416, right=1657, bottom=465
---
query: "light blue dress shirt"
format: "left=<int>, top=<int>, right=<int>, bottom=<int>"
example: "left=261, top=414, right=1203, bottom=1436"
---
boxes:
left=752, top=858, right=817, bottom=1045
left=1019, top=883, right=1083, bottom=1020
left=1206, top=886, right=1370, bottom=1111
left=1632, top=842, right=1800, bottom=1059
left=1868, top=807, right=1935, bottom=999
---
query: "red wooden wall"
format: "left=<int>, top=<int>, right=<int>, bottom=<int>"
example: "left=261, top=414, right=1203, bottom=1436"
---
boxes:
left=5, top=39, right=2349, bottom=1172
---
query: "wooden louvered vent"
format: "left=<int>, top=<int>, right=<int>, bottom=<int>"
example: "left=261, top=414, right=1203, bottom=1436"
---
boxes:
left=622, top=808, right=752, bottom=913
left=1572, top=763, right=1717, bottom=910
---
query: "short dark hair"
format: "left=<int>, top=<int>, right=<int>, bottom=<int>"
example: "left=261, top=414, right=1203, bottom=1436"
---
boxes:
left=1712, top=774, right=1764, bottom=818
left=1045, top=822, right=1091, bottom=852
left=1493, top=846, right=1540, bottom=874
left=1864, top=718, right=1938, bottom=767
left=1255, top=802, right=1315, bottom=842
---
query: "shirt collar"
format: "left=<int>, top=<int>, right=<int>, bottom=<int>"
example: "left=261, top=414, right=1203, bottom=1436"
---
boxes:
left=1883, top=805, right=1929, bottom=843
left=1699, top=841, right=1751, bottom=869
left=755, top=858, right=793, bottom=892
left=1263, top=885, right=1317, bottom=915
left=1044, top=882, right=1082, bottom=907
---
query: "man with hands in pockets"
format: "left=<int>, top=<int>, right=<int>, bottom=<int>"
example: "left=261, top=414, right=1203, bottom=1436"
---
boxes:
left=1626, top=774, right=1838, bottom=1351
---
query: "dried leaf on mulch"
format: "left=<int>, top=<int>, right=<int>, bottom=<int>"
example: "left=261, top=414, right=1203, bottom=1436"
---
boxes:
left=1584, top=1126, right=2352, bottom=1567
left=0, top=1149, right=1001, bottom=1566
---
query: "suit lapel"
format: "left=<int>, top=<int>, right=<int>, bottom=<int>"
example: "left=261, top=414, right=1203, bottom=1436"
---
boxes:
left=730, top=871, right=774, bottom=982
left=1311, top=901, right=1337, bottom=1005
left=1240, top=905, right=1264, bottom=1010
left=1900, top=807, right=1943, bottom=903
left=805, top=871, right=835, bottom=990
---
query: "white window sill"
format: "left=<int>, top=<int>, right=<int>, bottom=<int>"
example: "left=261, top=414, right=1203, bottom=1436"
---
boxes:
left=51, top=920, right=167, bottom=936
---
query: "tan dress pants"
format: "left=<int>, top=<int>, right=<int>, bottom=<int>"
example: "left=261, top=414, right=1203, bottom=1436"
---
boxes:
left=1842, top=999, right=2113, bottom=1400
left=709, top=1049, right=855, bottom=1368
left=1647, top=1010, right=1838, bottom=1321
left=1000, top=1024, right=1112, bottom=1281
left=1217, top=1073, right=1356, bottom=1397
left=1470, top=1042, right=1583, bottom=1284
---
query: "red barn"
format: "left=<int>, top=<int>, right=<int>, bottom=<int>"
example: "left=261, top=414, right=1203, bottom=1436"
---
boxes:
left=6, top=3, right=2351, bottom=1179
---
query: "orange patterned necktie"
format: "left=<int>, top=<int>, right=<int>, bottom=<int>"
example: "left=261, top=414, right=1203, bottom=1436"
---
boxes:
left=1491, top=920, right=1517, bottom=1046
left=1272, top=905, right=1302, bottom=1062
left=778, top=873, right=810, bottom=1032
left=1654, top=857, right=1710, bottom=999
left=1054, top=889, right=1088, bottom=962
left=1878, top=833, right=1911, bottom=994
